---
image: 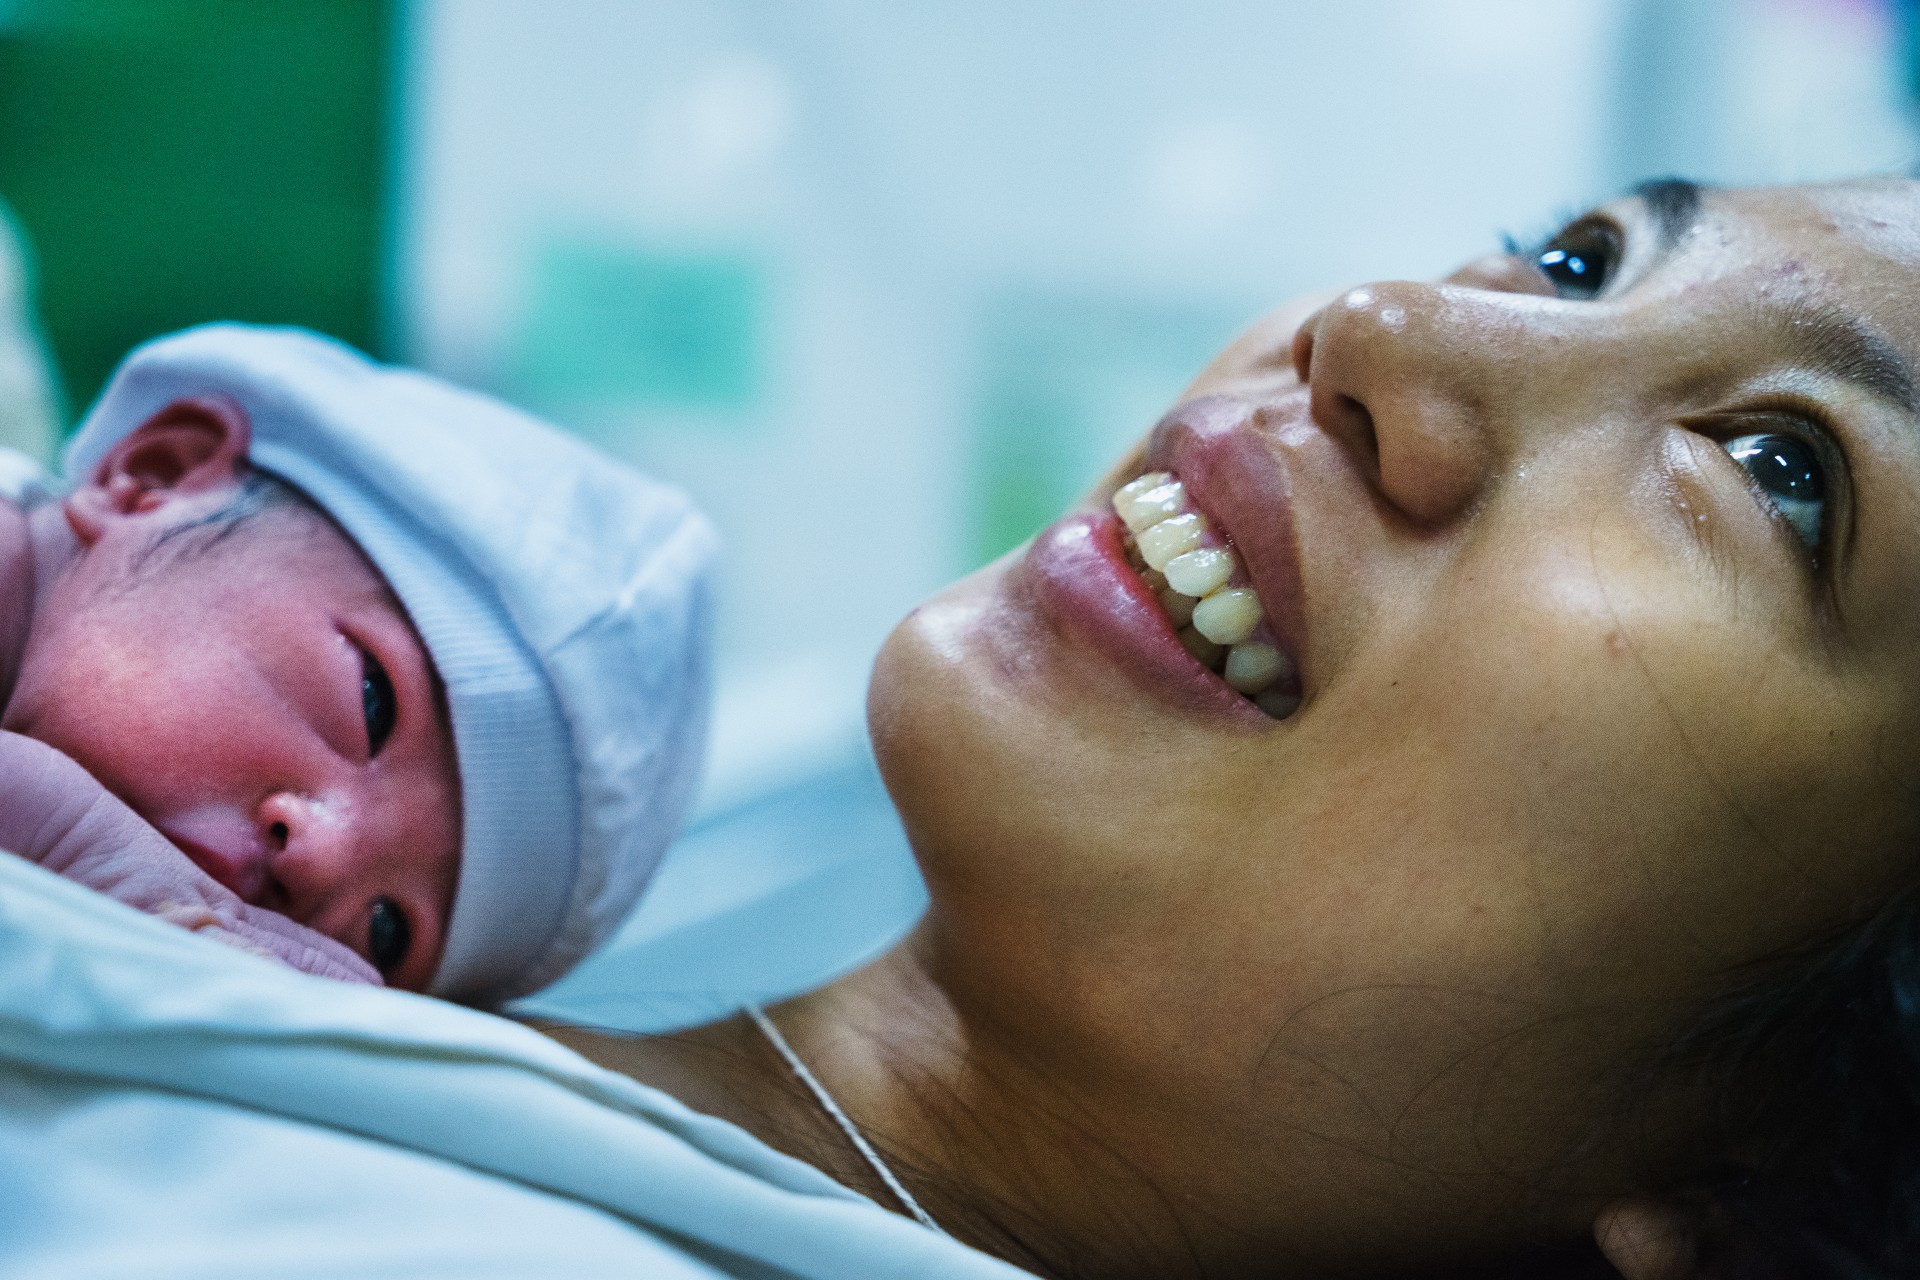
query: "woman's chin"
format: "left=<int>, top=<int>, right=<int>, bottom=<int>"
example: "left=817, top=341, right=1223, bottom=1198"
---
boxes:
left=868, top=547, right=1156, bottom=758
left=865, top=547, right=1241, bottom=913
left=867, top=557, right=1037, bottom=807
left=869, top=557, right=1107, bottom=869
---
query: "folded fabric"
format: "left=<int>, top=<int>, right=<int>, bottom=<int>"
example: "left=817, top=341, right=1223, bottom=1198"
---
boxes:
left=0, top=849, right=1032, bottom=1279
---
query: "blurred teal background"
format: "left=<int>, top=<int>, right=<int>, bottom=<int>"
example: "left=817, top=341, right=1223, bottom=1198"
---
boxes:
left=1, top=0, right=1916, bottom=1027
left=0, top=0, right=392, bottom=413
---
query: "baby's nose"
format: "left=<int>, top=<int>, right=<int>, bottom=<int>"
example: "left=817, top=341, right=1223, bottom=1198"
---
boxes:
left=257, top=790, right=363, bottom=912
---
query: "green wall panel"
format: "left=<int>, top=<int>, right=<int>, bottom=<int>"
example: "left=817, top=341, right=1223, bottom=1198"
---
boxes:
left=511, top=238, right=768, bottom=418
left=970, top=292, right=1246, bottom=567
left=0, top=0, right=393, bottom=421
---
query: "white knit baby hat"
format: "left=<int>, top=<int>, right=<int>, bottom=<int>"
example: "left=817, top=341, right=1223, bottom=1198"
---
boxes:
left=64, top=324, right=716, bottom=1005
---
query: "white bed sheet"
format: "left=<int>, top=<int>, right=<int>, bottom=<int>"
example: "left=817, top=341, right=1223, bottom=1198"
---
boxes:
left=0, top=852, right=1030, bottom=1279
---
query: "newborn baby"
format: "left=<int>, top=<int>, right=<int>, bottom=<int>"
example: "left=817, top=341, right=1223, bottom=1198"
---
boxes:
left=0, top=325, right=714, bottom=1003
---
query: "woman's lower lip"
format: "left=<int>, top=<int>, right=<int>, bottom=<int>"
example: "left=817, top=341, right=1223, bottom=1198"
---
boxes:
left=1013, top=511, right=1269, bottom=722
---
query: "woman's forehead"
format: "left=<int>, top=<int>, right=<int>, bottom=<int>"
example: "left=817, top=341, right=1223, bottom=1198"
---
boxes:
left=1702, top=179, right=1920, bottom=292
left=1611, top=180, right=1920, bottom=422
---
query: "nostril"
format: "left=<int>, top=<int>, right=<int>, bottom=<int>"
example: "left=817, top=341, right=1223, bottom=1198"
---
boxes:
left=268, top=821, right=289, bottom=849
left=1334, top=392, right=1381, bottom=477
left=1291, top=324, right=1316, bottom=382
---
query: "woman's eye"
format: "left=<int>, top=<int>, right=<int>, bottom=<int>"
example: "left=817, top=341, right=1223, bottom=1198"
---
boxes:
left=1725, top=433, right=1825, bottom=550
left=368, top=897, right=412, bottom=976
left=1533, top=220, right=1619, bottom=300
left=361, top=650, right=397, bottom=757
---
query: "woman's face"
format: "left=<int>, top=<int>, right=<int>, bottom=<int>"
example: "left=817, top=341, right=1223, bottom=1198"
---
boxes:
left=870, top=179, right=1920, bottom=1264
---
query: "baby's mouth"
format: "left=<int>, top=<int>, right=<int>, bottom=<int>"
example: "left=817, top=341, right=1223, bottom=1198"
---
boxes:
left=1111, top=471, right=1300, bottom=720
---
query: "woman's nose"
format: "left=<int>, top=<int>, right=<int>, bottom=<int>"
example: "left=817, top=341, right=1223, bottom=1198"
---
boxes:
left=1292, top=281, right=1508, bottom=528
left=257, top=789, right=361, bottom=914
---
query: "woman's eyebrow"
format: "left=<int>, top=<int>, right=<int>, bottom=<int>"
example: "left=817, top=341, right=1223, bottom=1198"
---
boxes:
left=1622, top=179, right=1917, bottom=415
left=1762, top=297, right=1919, bottom=416
left=1631, top=177, right=1703, bottom=257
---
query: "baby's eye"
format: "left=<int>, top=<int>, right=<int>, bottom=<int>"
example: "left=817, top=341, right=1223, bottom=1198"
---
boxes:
left=368, top=897, right=412, bottom=977
left=1725, top=433, right=1825, bottom=550
left=1532, top=219, right=1619, bottom=300
left=361, top=649, right=397, bottom=757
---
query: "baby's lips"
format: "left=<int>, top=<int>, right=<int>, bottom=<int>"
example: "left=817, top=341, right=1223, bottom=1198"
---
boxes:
left=157, top=809, right=271, bottom=903
left=0, top=734, right=379, bottom=985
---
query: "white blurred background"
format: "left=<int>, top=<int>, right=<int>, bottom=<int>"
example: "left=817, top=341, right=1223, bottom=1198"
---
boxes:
left=395, top=0, right=1918, bottom=824
left=5, top=0, right=1917, bottom=1024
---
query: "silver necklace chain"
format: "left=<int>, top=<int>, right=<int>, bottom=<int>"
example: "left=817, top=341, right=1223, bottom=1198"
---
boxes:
left=745, top=1003, right=947, bottom=1235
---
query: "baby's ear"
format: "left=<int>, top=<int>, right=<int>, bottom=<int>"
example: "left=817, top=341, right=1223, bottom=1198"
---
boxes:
left=65, top=399, right=252, bottom=545
left=1593, top=1197, right=1701, bottom=1280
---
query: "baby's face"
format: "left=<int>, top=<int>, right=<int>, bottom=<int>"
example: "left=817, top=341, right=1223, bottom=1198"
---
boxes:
left=3, top=490, right=461, bottom=990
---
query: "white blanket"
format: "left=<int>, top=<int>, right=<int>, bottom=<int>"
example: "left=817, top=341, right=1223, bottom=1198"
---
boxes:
left=0, top=852, right=1030, bottom=1279
left=0, top=206, right=57, bottom=466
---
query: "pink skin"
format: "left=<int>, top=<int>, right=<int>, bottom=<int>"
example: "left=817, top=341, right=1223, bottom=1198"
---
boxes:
left=0, top=731, right=382, bottom=985
left=0, top=404, right=460, bottom=991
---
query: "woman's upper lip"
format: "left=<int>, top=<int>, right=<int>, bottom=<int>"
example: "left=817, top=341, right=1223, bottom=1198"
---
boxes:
left=1140, top=393, right=1311, bottom=687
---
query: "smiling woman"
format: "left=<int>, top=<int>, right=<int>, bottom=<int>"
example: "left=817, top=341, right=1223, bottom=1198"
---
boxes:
left=548, top=178, right=1920, bottom=1278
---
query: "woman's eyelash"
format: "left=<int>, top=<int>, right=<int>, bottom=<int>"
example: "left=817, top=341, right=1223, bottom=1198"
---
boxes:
left=1700, top=409, right=1844, bottom=571
left=1498, top=207, right=1589, bottom=262
left=1500, top=214, right=1621, bottom=301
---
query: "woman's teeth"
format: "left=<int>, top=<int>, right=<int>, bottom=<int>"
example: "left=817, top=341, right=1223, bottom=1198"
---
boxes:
left=1191, top=588, right=1260, bottom=645
left=1223, top=641, right=1286, bottom=692
left=1112, top=472, right=1300, bottom=720
left=1136, top=512, right=1204, bottom=570
left=1164, top=546, right=1231, bottom=597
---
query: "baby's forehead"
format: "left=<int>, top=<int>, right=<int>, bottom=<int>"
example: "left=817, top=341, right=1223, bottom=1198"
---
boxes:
left=157, top=478, right=413, bottom=626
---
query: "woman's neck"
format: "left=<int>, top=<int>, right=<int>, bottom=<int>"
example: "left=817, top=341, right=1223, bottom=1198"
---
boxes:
left=542, top=934, right=1205, bottom=1279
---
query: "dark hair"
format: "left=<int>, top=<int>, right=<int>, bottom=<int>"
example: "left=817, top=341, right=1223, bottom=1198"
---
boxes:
left=1655, top=890, right=1920, bottom=1276
left=131, top=466, right=323, bottom=574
